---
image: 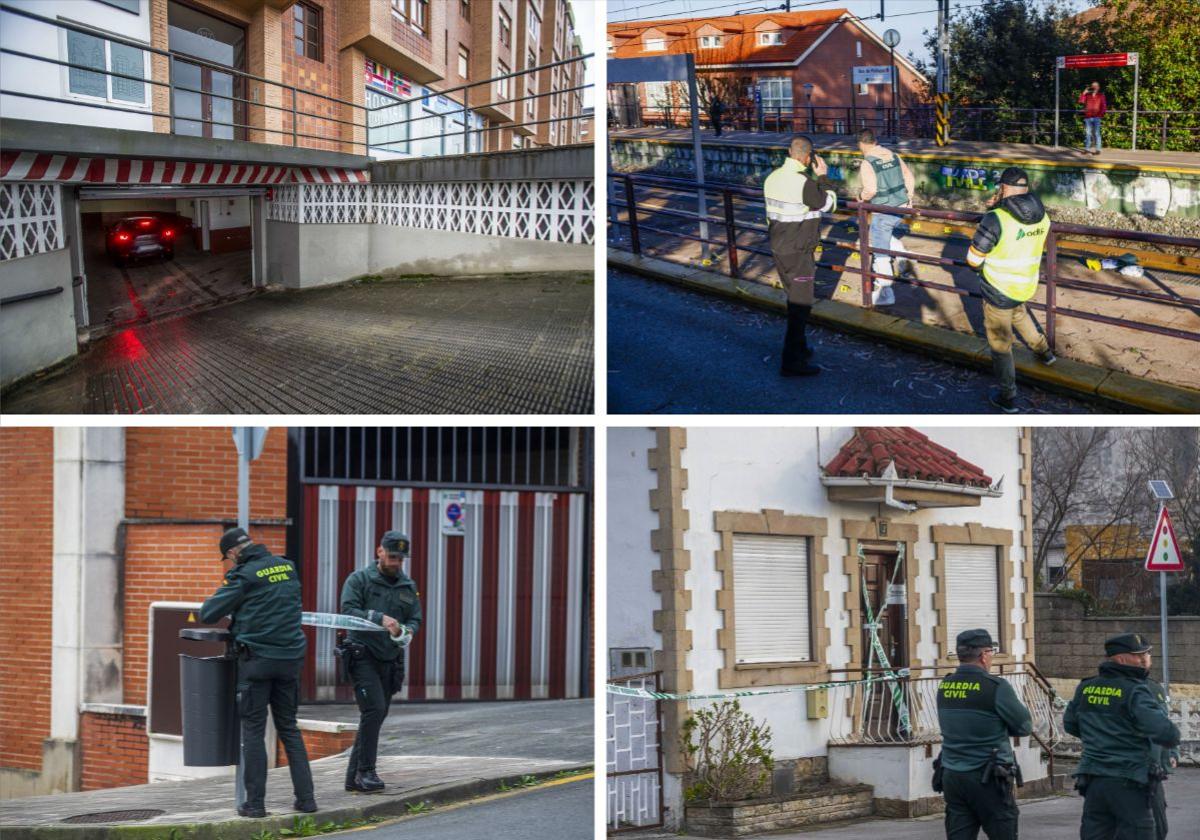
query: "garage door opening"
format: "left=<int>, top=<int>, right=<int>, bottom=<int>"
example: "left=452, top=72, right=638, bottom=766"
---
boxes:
left=76, top=188, right=262, bottom=334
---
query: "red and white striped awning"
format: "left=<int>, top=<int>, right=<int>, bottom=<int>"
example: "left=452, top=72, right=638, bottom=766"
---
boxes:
left=0, top=152, right=369, bottom=185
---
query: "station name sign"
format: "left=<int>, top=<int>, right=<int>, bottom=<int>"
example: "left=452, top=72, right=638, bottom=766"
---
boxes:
left=1056, top=52, right=1138, bottom=70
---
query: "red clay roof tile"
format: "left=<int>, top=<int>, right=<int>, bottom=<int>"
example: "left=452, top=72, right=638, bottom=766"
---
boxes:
left=823, top=428, right=994, bottom=487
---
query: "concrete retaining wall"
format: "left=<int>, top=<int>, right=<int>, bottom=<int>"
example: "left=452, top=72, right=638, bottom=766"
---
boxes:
left=0, top=247, right=76, bottom=388
left=267, top=222, right=591, bottom=289
left=610, top=137, right=1200, bottom=225
left=371, top=144, right=592, bottom=183
left=1034, top=592, right=1200, bottom=683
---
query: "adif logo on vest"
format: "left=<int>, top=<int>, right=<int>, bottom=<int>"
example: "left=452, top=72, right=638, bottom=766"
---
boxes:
left=1015, top=225, right=1047, bottom=241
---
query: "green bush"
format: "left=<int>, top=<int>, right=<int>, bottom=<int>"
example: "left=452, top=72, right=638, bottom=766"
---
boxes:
left=681, top=699, right=774, bottom=804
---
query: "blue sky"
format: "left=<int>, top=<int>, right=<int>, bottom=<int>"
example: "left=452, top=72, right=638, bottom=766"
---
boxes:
left=605, top=0, right=1092, bottom=68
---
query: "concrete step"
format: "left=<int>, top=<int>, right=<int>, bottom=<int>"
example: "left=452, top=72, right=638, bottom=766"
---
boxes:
left=686, top=782, right=875, bottom=837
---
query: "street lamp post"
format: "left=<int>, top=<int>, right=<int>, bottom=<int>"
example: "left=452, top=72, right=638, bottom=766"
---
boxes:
left=803, top=83, right=814, bottom=132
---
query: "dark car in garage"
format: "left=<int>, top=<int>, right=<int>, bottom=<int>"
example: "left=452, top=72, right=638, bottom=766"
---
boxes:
left=105, top=215, right=177, bottom=266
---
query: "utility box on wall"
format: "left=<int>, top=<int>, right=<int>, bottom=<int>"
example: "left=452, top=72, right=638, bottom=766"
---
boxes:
left=806, top=687, right=829, bottom=719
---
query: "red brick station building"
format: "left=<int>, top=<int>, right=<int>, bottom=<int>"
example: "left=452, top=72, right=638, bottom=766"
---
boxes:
left=607, top=8, right=927, bottom=131
left=0, top=427, right=592, bottom=797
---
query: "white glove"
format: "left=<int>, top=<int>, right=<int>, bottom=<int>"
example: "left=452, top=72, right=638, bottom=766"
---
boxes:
left=392, top=625, right=413, bottom=647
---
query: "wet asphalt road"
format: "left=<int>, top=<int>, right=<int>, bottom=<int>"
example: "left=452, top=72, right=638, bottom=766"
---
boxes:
left=608, top=268, right=1103, bottom=415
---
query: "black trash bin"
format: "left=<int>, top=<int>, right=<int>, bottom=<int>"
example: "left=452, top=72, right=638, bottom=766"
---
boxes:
left=179, top=627, right=239, bottom=767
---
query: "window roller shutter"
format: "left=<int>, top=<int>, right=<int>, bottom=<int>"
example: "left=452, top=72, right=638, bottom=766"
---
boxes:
left=944, top=544, right=1001, bottom=651
left=732, top=534, right=811, bottom=664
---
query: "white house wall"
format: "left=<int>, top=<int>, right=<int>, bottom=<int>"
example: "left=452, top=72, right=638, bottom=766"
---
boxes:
left=0, top=1, right=154, bottom=134
left=675, top=426, right=1027, bottom=762
left=607, top=427, right=664, bottom=657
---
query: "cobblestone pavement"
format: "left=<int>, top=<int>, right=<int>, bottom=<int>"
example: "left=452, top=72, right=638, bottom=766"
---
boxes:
left=609, top=269, right=1106, bottom=414
left=4, top=272, right=593, bottom=415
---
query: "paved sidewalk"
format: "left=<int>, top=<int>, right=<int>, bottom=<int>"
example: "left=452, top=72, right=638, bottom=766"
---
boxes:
left=3, top=272, right=593, bottom=415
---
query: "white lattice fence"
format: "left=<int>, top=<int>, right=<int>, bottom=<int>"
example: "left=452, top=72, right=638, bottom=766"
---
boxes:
left=266, top=180, right=594, bottom=245
left=607, top=674, right=663, bottom=831
left=0, top=183, right=63, bottom=262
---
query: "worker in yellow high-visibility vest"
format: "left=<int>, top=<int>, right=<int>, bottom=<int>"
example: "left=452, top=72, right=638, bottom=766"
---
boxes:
left=762, top=135, right=837, bottom=377
left=966, top=167, right=1057, bottom=413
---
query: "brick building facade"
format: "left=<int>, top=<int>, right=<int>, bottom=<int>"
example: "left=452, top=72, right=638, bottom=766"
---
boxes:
left=607, top=8, right=926, bottom=134
left=3, top=0, right=587, bottom=157
left=0, top=426, right=592, bottom=797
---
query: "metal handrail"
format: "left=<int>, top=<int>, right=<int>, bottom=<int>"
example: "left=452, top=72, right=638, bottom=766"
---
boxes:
left=609, top=170, right=1200, bottom=352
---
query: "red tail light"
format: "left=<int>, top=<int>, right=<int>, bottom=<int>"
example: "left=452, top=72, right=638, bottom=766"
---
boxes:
left=138, top=219, right=153, bottom=228
left=116, top=232, right=131, bottom=242
left=162, top=228, right=174, bottom=238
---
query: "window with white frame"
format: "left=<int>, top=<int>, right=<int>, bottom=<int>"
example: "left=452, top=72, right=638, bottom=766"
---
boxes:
left=366, top=88, right=409, bottom=154
left=856, top=41, right=863, bottom=58
left=458, top=44, right=469, bottom=78
left=527, top=3, right=541, bottom=45
left=497, top=60, right=510, bottom=99
left=758, top=30, right=784, bottom=46
left=757, top=77, right=792, bottom=110
left=499, top=6, right=512, bottom=46
left=732, top=534, right=812, bottom=664
left=644, top=36, right=665, bottom=52
left=65, top=26, right=148, bottom=105
left=526, top=53, right=537, bottom=118
left=607, top=38, right=613, bottom=54
left=943, top=544, right=1002, bottom=654
left=858, top=83, right=869, bottom=95
left=700, top=34, right=722, bottom=48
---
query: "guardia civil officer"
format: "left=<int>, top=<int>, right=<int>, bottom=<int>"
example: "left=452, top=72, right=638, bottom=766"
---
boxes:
left=762, top=134, right=838, bottom=377
left=199, top=528, right=315, bottom=818
left=935, top=629, right=1032, bottom=840
left=339, top=530, right=423, bottom=793
left=1146, top=675, right=1178, bottom=839
left=1064, top=633, right=1180, bottom=840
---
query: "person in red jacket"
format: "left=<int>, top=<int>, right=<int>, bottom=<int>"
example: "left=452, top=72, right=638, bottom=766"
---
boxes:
left=1079, top=81, right=1108, bottom=155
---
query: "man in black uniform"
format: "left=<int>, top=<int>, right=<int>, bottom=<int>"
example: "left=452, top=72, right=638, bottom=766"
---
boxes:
left=340, top=530, right=423, bottom=793
left=935, top=628, right=1032, bottom=840
left=1064, top=633, right=1180, bottom=840
left=200, top=528, right=315, bottom=818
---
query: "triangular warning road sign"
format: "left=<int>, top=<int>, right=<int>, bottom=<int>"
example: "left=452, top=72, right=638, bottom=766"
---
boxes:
left=1145, top=508, right=1185, bottom=572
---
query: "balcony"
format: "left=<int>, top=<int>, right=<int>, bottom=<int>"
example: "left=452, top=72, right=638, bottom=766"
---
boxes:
left=221, top=0, right=292, bottom=13
left=341, top=4, right=442, bottom=85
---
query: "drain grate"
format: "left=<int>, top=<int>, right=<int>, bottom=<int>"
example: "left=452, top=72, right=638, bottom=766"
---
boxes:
left=62, top=809, right=166, bottom=824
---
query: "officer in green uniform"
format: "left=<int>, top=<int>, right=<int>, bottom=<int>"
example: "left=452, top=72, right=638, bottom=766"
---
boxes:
left=935, top=628, right=1032, bottom=840
left=200, top=528, right=315, bottom=818
left=762, top=134, right=838, bottom=377
left=1064, top=632, right=1180, bottom=840
left=339, top=530, right=423, bottom=793
left=1146, top=675, right=1177, bottom=839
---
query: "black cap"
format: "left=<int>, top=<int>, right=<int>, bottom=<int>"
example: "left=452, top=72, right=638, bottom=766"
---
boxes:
left=381, top=531, right=411, bottom=555
left=956, top=628, right=996, bottom=649
left=219, top=527, right=251, bottom=559
left=1105, top=632, right=1152, bottom=656
left=998, top=167, right=1029, bottom=187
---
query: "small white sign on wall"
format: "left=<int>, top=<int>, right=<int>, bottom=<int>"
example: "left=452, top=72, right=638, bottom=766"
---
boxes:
left=441, top=490, right=467, bottom=536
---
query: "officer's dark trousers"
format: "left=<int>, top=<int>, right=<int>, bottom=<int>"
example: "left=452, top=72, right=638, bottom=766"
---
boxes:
left=1152, top=780, right=1167, bottom=840
left=345, top=654, right=396, bottom=783
left=942, top=767, right=1018, bottom=840
left=236, top=655, right=313, bottom=809
left=1080, top=776, right=1156, bottom=840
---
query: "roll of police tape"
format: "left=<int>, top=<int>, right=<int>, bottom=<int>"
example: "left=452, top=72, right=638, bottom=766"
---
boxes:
left=301, top=611, right=389, bottom=632
left=606, top=669, right=912, bottom=701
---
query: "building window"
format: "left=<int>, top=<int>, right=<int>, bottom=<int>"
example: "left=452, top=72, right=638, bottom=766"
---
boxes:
left=700, top=35, right=722, bottom=48
left=497, top=61, right=510, bottom=99
left=856, top=41, right=863, bottom=58
left=458, top=44, right=469, bottom=78
left=512, top=134, right=523, bottom=149
left=293, top=3, right=321, bottom=62
left=98, top=0, right=140, bottom=13
left=758, top=31, right=784, bottom=46
left=460, top=0, right=470, bottom=20
left=858, top=83, right=869, bottom=95
left=527, top=4, right=541, bottom=45
left=66, top=28, right=147, bottom=105
left=391, top=0, right=428, bottom=36
left=733, top=534, right=812, bottom=664
left=499, top=7, right=512, bottom=47
left=758, top=77, right=792, bottom=111
left=526, top=58, right=537, bottom=119
left=606, top=38, right=613, bottom=55
left=366, top=88, right=409, bottom=155
left=943, top=544, right=1002, bottom=654
left=644, top=37, right=665, bottom=52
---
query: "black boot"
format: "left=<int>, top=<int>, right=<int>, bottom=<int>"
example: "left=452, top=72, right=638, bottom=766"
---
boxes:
left=781, top=303, right=818, bottom=376
left=293, top=799, right=318, bottom=813
left=237, top=805, right=267, bottom=818
left=355, top=770, right=385, bottom=793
